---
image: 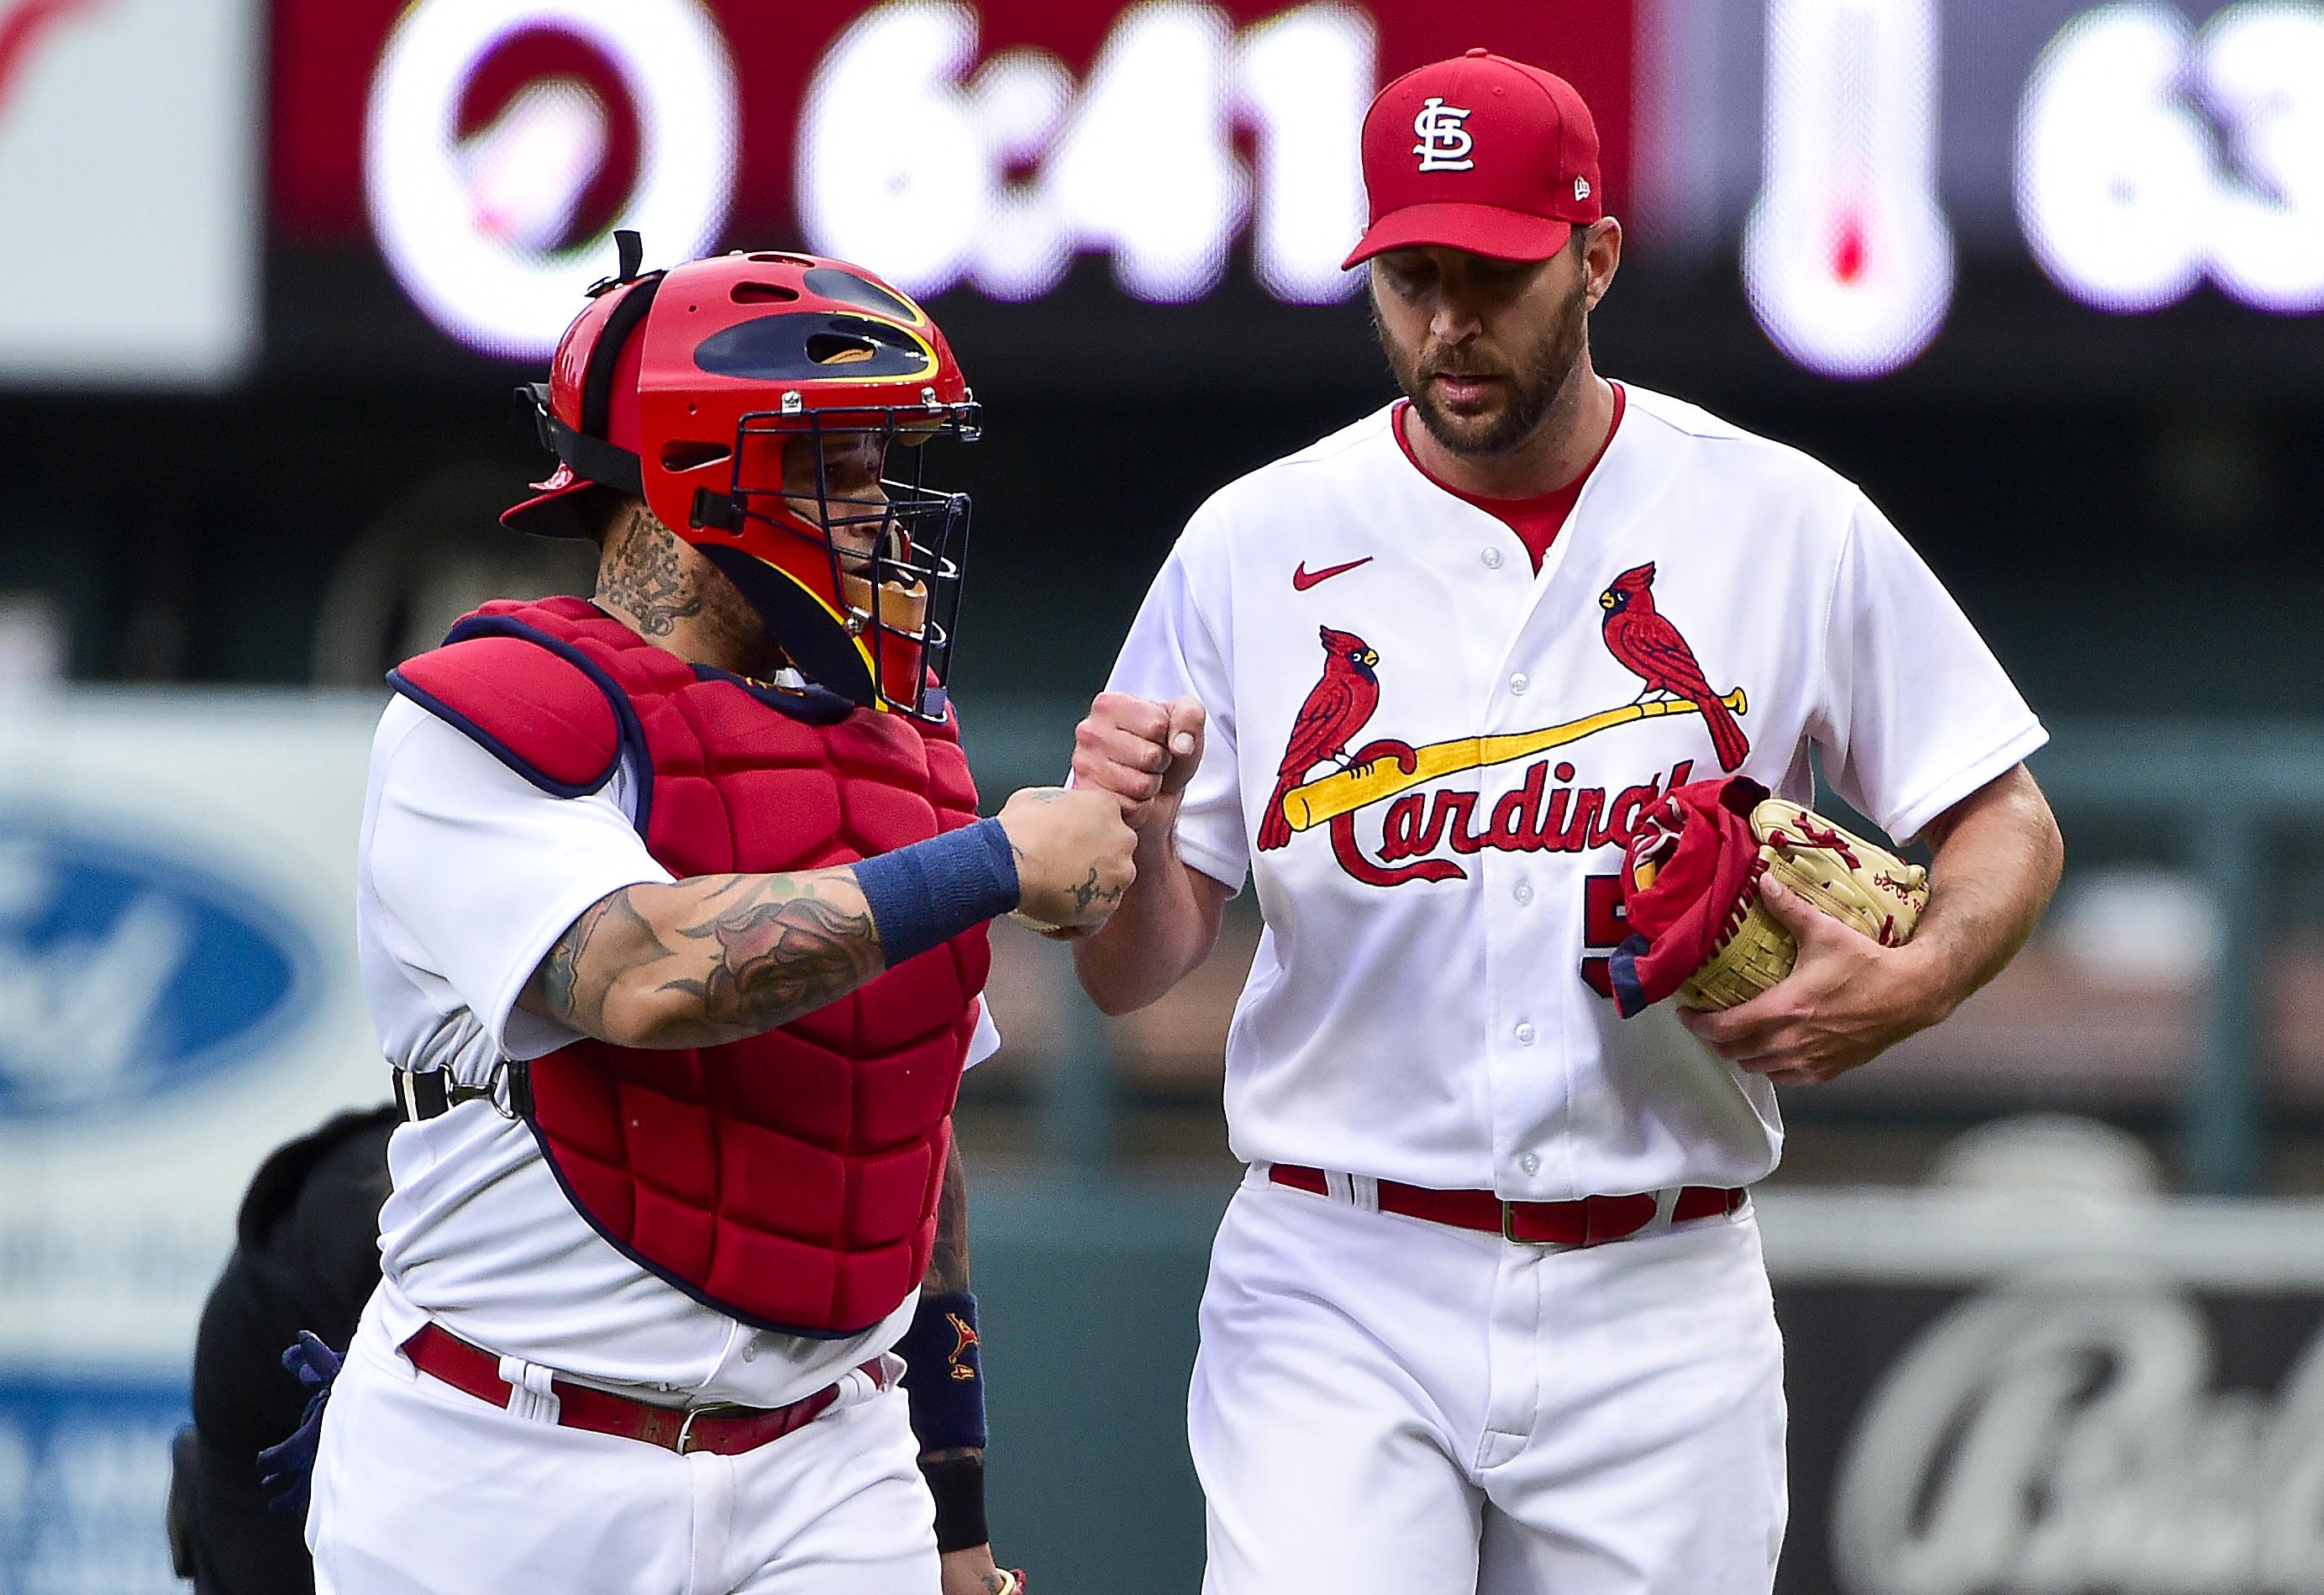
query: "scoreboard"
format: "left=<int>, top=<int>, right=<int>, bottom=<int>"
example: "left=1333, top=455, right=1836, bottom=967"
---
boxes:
left=3, top=0, right=2318, bottom=390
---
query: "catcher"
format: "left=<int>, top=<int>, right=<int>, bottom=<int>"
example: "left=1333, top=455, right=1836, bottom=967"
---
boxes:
left=274, top=239, right=1133, bottom=1595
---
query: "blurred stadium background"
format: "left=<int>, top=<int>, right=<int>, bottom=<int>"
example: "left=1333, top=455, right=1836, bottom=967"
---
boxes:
left=4, top=0, right=2323, bottom=1590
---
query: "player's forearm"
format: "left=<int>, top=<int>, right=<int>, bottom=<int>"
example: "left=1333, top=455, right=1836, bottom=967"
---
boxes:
left=1897, top=764, right=2064, bottom=1024
left=906, top=1133, right=1000, bottom=1571
left=522, top=869, right=888, bottom=1049
left=923, top=1135, right=971, bottom=1298
left=919, top=1140, right=977, bottom=1462
left=1072, top=807, right=1225, bottom=1015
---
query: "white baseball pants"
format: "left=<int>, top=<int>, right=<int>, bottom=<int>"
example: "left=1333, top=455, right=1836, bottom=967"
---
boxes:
left=1191, top=1168, right=1787, bottom=1595
left=305, top=1305, right=940, bottom=1595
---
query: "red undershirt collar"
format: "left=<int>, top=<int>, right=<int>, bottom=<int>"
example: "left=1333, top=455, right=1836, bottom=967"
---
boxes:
left=1392, top=381, right=1627, bottom=573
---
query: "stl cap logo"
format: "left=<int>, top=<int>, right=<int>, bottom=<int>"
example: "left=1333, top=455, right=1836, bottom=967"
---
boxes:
left=1575, top=176, right=1591, bottom=201
left=1412, top=97, right=1475, bottom=172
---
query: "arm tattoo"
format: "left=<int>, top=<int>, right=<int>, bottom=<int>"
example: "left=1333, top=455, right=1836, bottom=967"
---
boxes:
left=527, top=868, right=889, bottom=1048
left=665, top=876, right=886, bottom=1037
left=534, top=887, right=663, bottom=1036
left=920, top=1136, right=980, bottom=1466
left=923, top=1136, right=970, bottom=1293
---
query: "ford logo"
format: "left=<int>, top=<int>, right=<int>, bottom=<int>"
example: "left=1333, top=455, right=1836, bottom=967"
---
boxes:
left=0, top=808, right=321, bottom=1121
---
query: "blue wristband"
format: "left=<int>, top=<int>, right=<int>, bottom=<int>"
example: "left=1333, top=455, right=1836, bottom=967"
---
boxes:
left=897, top=1290, right=987, bottom=1452
left=854, top=819, right=1020, bottom=966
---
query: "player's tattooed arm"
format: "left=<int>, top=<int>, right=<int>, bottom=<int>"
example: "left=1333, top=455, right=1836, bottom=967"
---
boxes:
left=924, top=1135, right=971, bottom=1298
left=518, top=867, right=887, bottom=1049
left=920, top=1140, right=1018, bottom=1595
left=921, top=1137, right=977, bottom=1466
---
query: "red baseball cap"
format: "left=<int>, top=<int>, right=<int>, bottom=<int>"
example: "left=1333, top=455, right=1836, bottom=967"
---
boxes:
left=1343, top=48, right=1602, bottom=270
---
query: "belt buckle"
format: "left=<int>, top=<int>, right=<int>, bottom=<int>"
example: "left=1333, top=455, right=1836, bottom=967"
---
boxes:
left=1502, top=1198, right=1595, bottom=1250
left=675, top=1402, right=746, bottom=1456
left=1501, top=1201, right=1571, bottom=1248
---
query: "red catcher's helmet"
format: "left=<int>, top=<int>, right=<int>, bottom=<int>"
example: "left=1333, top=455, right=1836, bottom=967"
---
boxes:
left=505, top=234, right=980, bottom=721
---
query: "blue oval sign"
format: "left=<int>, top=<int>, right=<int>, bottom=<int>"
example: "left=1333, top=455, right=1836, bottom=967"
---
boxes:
left=0, top=808, right=320, bottom=1122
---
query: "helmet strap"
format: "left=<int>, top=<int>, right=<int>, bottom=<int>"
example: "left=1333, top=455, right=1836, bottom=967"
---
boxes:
left=581, top=273, right=664, bottom=442
left=543, top=413, right=645, bottom=496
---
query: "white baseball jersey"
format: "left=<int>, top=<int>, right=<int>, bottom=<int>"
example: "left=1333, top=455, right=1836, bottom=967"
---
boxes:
left=1102, top=385, right=2044, bottom=1199
left=355, top=696, right=998, bottom=1408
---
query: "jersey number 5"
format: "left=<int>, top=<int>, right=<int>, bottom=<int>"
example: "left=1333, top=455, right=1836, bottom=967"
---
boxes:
left=1578, top=871, right=1627, bottom=999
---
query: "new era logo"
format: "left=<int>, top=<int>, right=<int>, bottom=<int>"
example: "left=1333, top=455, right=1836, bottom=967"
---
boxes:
left=1575, top=176, right=1591, bottom=201
left=1412, top=97, right=1475, bottom=172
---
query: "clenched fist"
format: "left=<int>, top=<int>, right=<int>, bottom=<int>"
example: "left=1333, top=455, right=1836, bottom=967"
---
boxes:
left=996, top=787, right=1137, bottom=932
left=1071, top=692, right=1207, bottom=832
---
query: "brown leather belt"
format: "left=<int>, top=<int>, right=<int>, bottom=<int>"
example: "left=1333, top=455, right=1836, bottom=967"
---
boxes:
left=1268, top=1165, right=1747, bottom=1246
left=400, top=1323, right=876, bottom=1456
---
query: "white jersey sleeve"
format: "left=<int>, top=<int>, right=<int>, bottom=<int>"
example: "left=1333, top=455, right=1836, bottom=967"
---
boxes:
left=1102, top=520, right=1249, bottom=894
left=364, top=700, right=676, bottom=1063
left=1811, top=492, right=2048, bottom=844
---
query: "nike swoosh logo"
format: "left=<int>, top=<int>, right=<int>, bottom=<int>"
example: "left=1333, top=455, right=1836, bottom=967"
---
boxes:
left=1291, top=556, right=1373, bottom=592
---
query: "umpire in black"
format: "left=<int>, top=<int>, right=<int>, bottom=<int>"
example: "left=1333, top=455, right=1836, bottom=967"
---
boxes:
left=169, top=1107, right=397, bottom=1593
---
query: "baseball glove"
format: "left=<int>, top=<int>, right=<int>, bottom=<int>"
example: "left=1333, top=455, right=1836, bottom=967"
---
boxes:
left=1614, top=779, right=1930, bottom=1015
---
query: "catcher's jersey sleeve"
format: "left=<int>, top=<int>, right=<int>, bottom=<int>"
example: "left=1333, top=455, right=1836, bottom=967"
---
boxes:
left=362, top=699, right=675, bottom=1072
left=1809, top=494, right=2048, bottom=844
left=1101, top=522, right=1250, bottom=895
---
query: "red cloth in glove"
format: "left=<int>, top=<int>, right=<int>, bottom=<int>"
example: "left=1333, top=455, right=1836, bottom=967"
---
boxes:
left=1609, top=776, right=1771, bottom=1018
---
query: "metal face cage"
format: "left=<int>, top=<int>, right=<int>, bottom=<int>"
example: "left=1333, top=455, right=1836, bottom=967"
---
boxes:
left=694, top=399, right=981, bottom=721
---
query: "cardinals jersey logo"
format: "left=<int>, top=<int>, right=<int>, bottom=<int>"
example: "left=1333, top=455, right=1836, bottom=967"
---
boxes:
left=1259, top=627, right=1380, bottom=850
left=1260, top=566, right=1749, bottom=883
left=1598, top=562, right=1750, bottom=772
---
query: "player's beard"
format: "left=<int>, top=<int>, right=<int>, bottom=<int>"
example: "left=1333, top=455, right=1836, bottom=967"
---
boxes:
left=1375, top=267, right=1590, bottom=460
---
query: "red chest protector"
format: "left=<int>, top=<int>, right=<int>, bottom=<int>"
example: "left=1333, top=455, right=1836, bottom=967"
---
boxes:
left=390, top=597, right=991, bottom=1336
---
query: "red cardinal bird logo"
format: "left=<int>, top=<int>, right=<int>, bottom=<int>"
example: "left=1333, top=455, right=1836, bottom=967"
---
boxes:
left=945, top=1313, right=979, bottom=1381
left=1259, top=625, right=1380, bottom=850
left=1599, top=562, right=1750, bottom=772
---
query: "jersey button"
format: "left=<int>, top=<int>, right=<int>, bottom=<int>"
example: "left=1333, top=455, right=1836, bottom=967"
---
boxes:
left=1514, top=881, right=1534, bottom=905
left=1514, top=1021, right=1536, bottom=1045
left=1509, top=671, right=1529, bottom=695
left=1520, top=1152, right=1542, bottom=1175
left=1480, top=546, right=1504, bottom=570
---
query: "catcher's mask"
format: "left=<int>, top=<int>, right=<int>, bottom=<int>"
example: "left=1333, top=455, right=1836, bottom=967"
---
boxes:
left=506, top=232, right=980, bottom=721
